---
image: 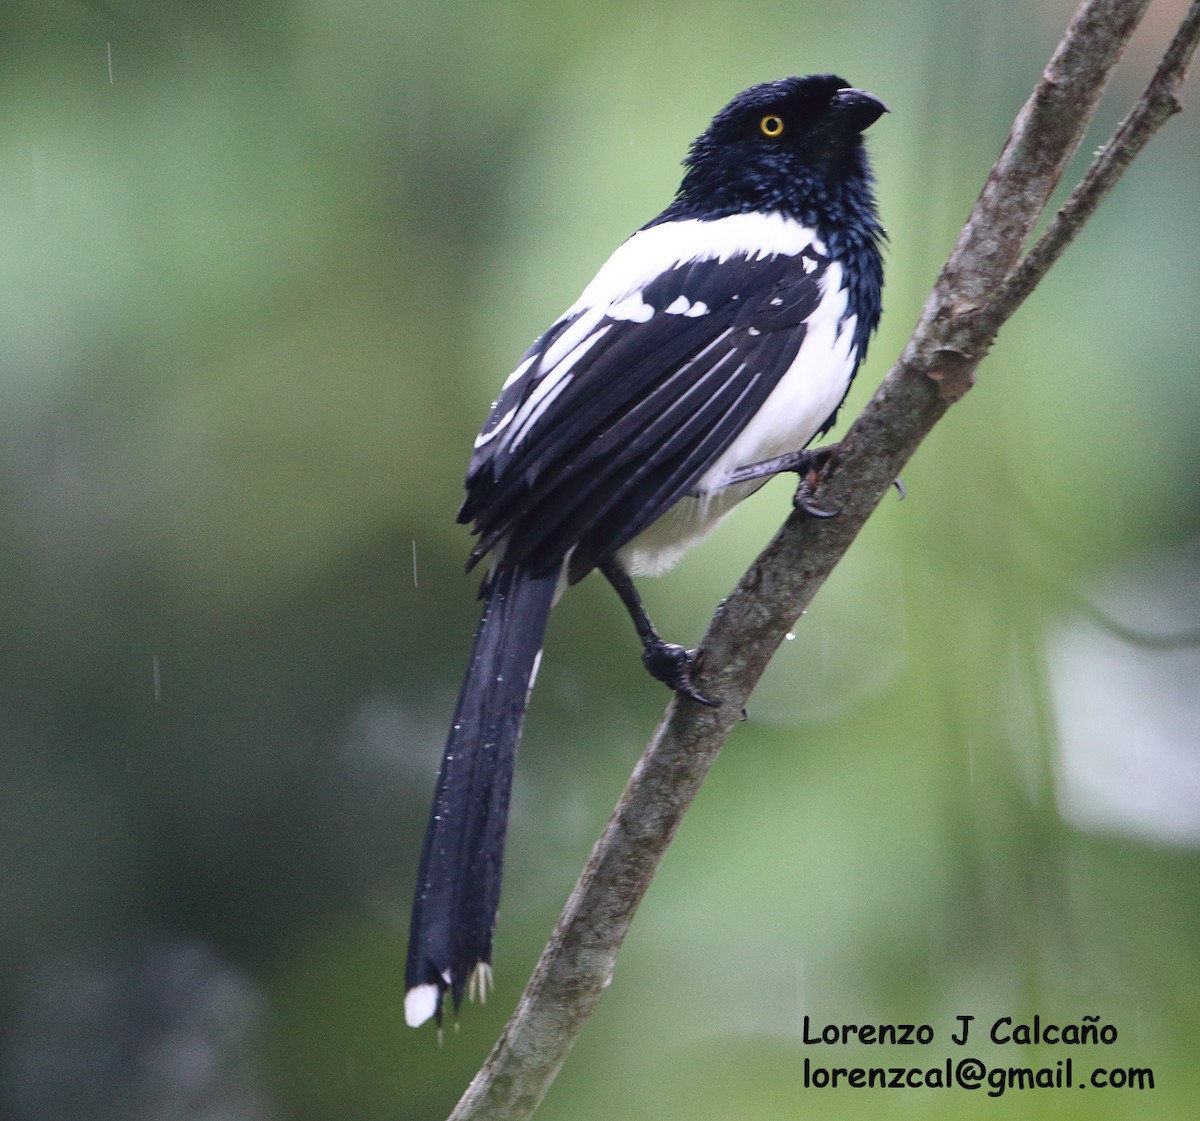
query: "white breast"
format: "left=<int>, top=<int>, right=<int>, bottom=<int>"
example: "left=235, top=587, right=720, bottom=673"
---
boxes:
left=618, top=262, right=858, bottom=577
left=699, top=261, right=855, bottom=491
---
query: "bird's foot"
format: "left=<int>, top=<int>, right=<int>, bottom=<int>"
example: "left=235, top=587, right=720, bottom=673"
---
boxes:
left=792, top=445, right=839, bottom=518
left=724, top=443, right=841, bottom=517
left=642, top=641, right=719, bottom=707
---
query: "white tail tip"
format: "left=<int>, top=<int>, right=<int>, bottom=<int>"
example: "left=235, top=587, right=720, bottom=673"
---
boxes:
left=405, top=983, right=440, bottom=1028
left=467, top=961, right=494, bottom=1005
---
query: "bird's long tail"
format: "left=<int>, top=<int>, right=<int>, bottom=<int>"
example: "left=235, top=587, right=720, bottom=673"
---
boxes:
left=405, top=562, right=558, bottom=1028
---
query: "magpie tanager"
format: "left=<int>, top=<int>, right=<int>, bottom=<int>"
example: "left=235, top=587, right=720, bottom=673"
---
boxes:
left=405, top=74, right=886, bottom=1028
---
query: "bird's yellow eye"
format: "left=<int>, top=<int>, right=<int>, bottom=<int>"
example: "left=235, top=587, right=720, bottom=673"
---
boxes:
left=759, top=114, right=785, bottom=138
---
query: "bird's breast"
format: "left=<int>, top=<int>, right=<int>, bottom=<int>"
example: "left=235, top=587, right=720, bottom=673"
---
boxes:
left=617, top=260, right=859, bottom=577
left=699, top=260, right=857, bottom=491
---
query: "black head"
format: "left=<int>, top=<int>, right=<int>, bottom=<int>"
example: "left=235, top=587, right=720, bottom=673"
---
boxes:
left=661, top=74, right=887, bottom=231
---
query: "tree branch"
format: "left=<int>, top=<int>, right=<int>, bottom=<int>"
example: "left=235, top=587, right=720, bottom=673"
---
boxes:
left=994, top=0, right=1200, bottom=319
left=447, top=2, right=1199, bottom=1117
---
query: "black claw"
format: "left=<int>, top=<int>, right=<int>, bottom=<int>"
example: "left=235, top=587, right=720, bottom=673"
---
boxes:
left=892, top=477, right=906, bottom=500
left=788, top=445, right=839, bottom=517
left=642, top=642, right=719, bottom=707
left=793, top=476, right=839, bottom=518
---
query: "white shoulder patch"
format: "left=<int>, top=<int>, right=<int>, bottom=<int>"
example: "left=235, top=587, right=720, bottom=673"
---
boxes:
left=609, top=293, right=655, bottom=322
left=566, top=212, right=820, bottom=321
left=664, top=295, right=710, bottom=317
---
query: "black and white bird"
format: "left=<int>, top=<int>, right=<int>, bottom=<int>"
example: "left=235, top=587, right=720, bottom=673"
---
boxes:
left=406, top=74, right=886, bottom=1028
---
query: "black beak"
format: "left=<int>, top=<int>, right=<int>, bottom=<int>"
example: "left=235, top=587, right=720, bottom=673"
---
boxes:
left=832, top=88, right=889, bottom=133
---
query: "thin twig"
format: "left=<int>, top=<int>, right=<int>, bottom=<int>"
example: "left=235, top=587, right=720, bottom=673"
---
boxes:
left=900, top=0, right=1154, bottom=392
left=995, top=0, right=1200, bottom=320
left=446, top=2, right=1199, bottom=1117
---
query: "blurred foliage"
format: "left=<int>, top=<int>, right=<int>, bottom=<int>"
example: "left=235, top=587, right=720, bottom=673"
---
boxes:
left=1, top=1, right=1198, bottom=1119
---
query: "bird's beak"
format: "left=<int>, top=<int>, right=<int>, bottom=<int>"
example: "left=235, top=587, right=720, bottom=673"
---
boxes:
left=832, top=88, right=889, bottom=133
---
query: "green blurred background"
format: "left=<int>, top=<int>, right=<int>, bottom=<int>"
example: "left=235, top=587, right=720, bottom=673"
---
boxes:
left=1, top=1, right=1198, bottom=1119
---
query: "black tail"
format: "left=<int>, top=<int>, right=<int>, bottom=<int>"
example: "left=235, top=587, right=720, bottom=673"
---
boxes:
left=405, top=563, right=558, bottom=1027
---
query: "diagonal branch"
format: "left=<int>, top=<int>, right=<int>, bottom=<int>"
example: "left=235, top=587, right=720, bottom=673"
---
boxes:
left=994, top=0, right=1200, bottom=320
left=446, top=2, right=1199, bottom=1118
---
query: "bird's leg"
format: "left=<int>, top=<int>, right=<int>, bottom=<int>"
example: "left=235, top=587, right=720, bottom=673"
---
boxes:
left=600, top=560, right=718, bottom=707
left=723, top=444, right=840, bottom=518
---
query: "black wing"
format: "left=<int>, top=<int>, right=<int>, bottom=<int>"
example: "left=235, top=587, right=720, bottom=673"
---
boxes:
left=461, top=247, right=833, bottom=582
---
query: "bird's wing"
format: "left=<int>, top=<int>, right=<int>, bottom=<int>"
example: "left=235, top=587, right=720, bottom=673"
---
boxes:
left=461, top=221, right=851, bottom=581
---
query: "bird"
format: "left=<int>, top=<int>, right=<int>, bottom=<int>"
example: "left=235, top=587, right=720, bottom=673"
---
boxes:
left=405, top=74, right=886, bottom=1029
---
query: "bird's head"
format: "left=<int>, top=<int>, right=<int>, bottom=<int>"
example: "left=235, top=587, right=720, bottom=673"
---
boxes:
left=670, top=74, right=887, bottom=228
